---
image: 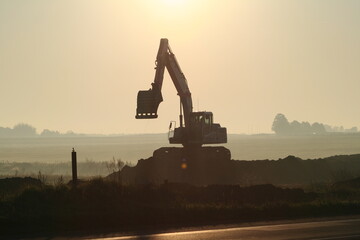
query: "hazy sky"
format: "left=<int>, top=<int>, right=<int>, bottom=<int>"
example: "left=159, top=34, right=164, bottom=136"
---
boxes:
left=0, top=0, right=359, bottom=134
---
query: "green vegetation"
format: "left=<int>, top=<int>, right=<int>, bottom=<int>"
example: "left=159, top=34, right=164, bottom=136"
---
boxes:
left=1, top=177, right=360, bottom=238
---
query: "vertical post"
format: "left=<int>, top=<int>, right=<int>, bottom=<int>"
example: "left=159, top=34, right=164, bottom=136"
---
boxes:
left=72, top=148, right=77, bottom=185
left=179, top=100, right=183, bottom=128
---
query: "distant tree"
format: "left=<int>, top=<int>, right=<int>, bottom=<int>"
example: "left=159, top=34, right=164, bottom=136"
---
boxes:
left=64, top=130, right=76, bottom=137
left=324, top=124, right=333, bottom=132
left=272, top=114, right=290, bottom=135
left=40, top=129, right=61, bottom=137
left=300, top=121, right=312, bottom=134
left=311, top=122, right=326, bottom=134
left=346, top=127, right=358, bottom=133
left=290, top=120, right=301, bottom=134
left=0, top=127, right=13, bottom=137
left=332, top=126, right=340, bottom=132
left=12, top=123, right=37, bottom=137
left=272, top=114, right=357, bottom=135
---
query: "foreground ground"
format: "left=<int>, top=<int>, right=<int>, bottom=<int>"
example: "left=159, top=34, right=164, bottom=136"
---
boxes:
left=1, top=176, right=360, bottom=239
left=70, top=216, right=360, bottom=240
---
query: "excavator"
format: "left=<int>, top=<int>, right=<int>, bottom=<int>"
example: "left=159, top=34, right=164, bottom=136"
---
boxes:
left=136, top=38, right=227, bottom=148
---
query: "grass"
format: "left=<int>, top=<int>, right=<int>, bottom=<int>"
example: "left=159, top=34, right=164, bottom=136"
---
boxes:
left=0, top=158, right=130, bottom=177
left=1, top=177, right=360, bottom=238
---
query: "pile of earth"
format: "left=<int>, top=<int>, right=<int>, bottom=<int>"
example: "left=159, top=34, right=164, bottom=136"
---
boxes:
left=107, top=147, right=360, bottom=186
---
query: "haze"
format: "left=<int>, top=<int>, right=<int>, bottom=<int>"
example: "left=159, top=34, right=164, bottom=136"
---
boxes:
left=0, top=0, right=359, bottom=135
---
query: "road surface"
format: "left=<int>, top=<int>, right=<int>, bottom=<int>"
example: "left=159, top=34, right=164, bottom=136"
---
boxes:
left=66, top=217, right=360, bottom=240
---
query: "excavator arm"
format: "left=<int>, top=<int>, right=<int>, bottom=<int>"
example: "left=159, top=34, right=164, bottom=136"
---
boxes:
left=136, top=39, right=193, bottom=126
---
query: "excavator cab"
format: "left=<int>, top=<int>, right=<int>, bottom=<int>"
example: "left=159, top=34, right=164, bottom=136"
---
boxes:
left=189, top=112, right=227, bottom=145
left=169, top=112, right=227, bottom=146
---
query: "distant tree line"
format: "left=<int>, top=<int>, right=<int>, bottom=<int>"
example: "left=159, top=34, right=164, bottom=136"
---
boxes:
left=272, top=113, right=358, bottom=135
left=0, top=123, right=80, bottom=138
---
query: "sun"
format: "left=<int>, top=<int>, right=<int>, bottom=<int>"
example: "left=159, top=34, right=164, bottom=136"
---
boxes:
left=144, top=0, right=202, bottom=26
left=161, top=0, right=187, bottom=7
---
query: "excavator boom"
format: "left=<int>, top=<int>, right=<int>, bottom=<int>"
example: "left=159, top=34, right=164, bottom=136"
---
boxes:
left=136, top=39, right=192, bottom=123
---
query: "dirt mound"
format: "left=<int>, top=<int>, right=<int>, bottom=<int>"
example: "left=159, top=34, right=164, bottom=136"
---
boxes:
left=108, top=147, right=232, bottom=185
left=107, top=148, right=360, bottom=186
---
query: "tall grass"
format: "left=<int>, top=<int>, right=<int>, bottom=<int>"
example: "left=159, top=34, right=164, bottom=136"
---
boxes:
left=1, top=177, right=360, bottom=237
left=0, top=158, right=131, bottom=177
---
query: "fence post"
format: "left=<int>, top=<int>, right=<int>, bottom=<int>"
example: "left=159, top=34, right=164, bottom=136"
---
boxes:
left=72, top=148, right=77, bottom=185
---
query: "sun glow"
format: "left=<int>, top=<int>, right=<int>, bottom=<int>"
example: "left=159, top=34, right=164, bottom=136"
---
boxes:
left=139, top=0, right=205, bottom=34
left=161, top=0, right=187, bottom=7
left=146, top=0, right=203, bottom=21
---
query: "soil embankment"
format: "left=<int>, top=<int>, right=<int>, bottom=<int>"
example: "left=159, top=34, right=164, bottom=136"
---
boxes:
left=108, top=147, right=360, bottom=185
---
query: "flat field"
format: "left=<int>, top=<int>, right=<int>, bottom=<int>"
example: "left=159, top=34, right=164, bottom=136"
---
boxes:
left=1, top=134, right=359, bottom=164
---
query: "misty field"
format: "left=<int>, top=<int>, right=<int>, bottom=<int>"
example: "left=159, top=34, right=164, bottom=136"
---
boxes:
left=1, top=133, right=360, bottom=176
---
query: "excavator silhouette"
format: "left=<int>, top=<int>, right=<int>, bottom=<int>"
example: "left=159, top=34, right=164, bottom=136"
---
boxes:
left=136, top=39, right=227, bottom=148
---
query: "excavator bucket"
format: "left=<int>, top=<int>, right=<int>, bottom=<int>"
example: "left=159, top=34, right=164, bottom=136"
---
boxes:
left=135, top=89, right=163, bottom=119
